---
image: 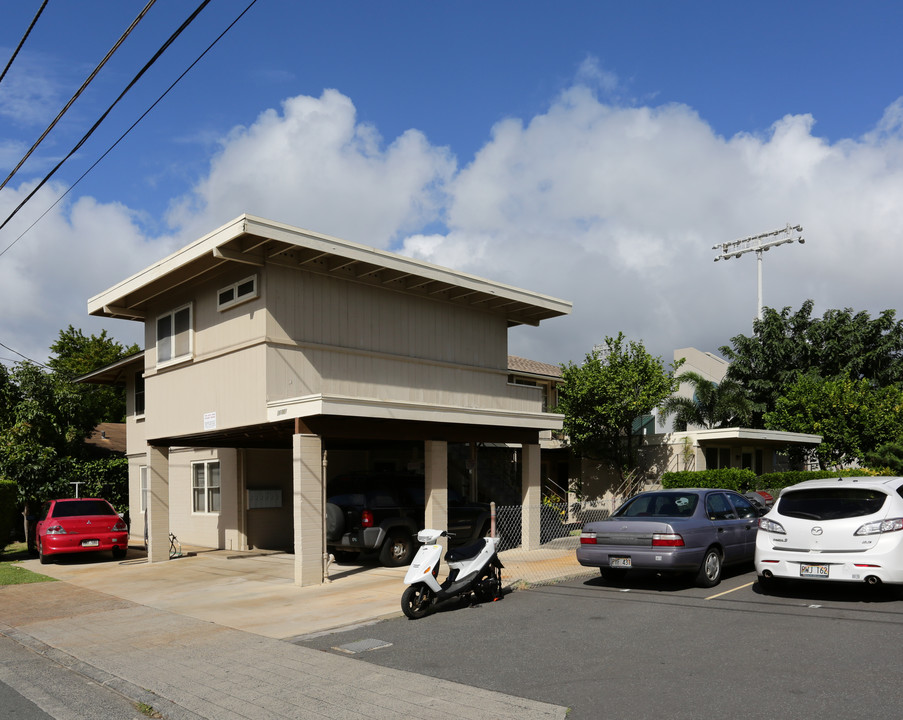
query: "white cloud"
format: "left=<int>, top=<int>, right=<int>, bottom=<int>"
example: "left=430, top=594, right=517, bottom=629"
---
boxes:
left=165, top=89, right=456, bottom=248
left=4, top=80, right=903, bottom=374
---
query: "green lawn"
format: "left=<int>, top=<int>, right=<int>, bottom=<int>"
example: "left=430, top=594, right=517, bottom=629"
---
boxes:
left=0, top=542, right=57, bottom=585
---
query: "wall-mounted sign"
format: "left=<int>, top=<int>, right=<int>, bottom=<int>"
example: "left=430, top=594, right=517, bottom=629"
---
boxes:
left=203, top=412, right=216, bottom=430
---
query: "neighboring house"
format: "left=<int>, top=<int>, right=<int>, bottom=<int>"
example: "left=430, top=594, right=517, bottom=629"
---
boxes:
left=83, top=422, right=127, bottom=458
left=508, top=347, right=822, bottom=500
left=82, top=215, right=572, bottom=586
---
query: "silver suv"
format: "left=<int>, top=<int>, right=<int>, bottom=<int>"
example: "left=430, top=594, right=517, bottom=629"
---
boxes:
left=755, top=476, right=903, bottom=588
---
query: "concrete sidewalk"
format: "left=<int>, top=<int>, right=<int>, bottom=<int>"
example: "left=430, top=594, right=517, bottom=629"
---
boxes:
left=1, top=547, right=570, bottom=719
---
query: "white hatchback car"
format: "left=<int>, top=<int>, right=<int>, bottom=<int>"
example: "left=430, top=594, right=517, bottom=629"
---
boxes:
left=755, top=476, right=903, bottom=588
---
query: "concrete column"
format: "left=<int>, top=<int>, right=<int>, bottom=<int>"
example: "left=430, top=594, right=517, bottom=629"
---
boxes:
left=292, top=433, right=324, bottom=587
left=424, top=440, right=448, bottom=550
left=521, top=443, right=542, bottom=551
left=146, top=445, right=170, bottom=563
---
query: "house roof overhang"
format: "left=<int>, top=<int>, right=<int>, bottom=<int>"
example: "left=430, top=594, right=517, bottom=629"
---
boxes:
left=74, top=351, right=145, bottom=385
left=88, top=215, right=572, bottom=327
left=666, top=427, right=822, bottom=448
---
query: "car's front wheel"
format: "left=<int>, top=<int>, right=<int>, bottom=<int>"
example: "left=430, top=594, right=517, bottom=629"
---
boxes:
left=696, top=547, right=722, bottom=588
left=379, top=530, right=415, bottom=567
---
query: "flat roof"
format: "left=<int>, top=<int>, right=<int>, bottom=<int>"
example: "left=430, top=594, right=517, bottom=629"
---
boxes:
left=88, top=215, right=572, bottom=327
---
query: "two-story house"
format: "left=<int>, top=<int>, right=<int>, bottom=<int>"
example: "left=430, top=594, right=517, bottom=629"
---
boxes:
left=84, top=215, right=572, bottom=586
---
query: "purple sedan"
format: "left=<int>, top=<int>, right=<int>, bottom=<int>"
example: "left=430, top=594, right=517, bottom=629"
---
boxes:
left=577, top=489, right=763, bottom=587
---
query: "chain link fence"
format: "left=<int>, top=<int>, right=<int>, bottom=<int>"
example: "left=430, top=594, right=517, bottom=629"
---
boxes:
left=491, top=501, right=613, bottom=587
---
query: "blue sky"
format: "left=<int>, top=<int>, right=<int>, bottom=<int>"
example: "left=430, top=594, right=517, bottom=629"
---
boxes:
left=2, top=1, right=903, bottom=368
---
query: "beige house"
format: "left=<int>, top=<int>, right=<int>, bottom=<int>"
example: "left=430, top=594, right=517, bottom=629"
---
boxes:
left=84, top=215, right=571, bottom=585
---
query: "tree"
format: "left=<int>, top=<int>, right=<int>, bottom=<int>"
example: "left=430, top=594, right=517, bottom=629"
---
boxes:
left=720, top=301, right=903, bottom=427
left=48, top=326, right=140, bottom=423
left=0, top=327, right=137, bottom=550
left=658, top=371, right=753, bottom=431
left=763, top=371, right=903, bottom=469
left=0, top=362, right=92, bottom=550
left=557, top=333, right=683, bottom=478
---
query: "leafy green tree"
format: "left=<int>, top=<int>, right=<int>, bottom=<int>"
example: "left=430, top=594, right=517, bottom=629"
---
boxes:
left=720, top=301, right=903, bottom=427
left=0, top=327, right=137, bottom=550
left=49, top=326, right=139, bottom=423
left=763, top=371, right=903, bottom=469
left=557, top=333, right=683, bottom=478
left=0, top=363, right=93, bottom=550
left=658, top=371, right=753, bottom=430
left=863, top=441, right=903, bottom=475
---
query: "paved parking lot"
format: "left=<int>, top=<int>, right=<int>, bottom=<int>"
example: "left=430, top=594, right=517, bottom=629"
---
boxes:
left=296, top=566, right=903, bottom=719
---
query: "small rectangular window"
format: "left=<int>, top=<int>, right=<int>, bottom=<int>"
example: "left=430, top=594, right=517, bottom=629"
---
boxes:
left=192, top=460, right=221, bottom=514
left=217, top=275, right=258, bottom=311
left=134, top=372, right=145, bottom=416
left=157, top=304, right=192, bottom=366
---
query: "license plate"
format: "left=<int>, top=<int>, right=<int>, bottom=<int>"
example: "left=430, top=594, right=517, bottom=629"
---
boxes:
left=610, top=556, right=631, bottom=568
left=81, top=539, right=99, bottom=547
left=800, top=563, right=829, bottom=577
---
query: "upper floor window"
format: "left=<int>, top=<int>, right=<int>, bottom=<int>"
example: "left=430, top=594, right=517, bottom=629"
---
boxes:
left=156, top=304, right=192, bottom=366
left=217, top=275, right=258, bottom=311
left=134, top=372, right=145, bottom=416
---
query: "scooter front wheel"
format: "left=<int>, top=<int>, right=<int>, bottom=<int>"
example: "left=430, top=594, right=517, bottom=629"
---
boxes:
left=401, top=584, right=435, bottom=619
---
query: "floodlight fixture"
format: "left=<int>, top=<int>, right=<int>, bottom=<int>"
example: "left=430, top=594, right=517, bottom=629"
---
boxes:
left=712, top=223, right=805, bottom=321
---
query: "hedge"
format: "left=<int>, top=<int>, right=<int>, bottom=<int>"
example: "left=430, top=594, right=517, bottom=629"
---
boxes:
left=662, top=467, right=884, bottom=495
left=0, top=480, right=17, bottom=547
left=661, top=468, right=757, bottom=492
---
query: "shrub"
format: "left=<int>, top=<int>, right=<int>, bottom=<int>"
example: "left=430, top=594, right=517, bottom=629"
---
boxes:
left=662, top=468, right=757, bottom=492
left=757, top=468, right=881, bottom=493
left=0, top=480, right=18, bottom=547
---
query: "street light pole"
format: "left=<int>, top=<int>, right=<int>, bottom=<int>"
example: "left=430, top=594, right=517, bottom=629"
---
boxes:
left=713, top=223, right=805, bottom=321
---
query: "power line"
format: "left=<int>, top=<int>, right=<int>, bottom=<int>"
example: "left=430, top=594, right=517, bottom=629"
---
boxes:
left=0, top=0, right=49, bottom=87
left=0, top=0, right=159, bottom=194
left=0, top=340, right=48, bottom=368
left=0, top=0, right=258, bottom=261
left=0, top=0, right=213, bottom=237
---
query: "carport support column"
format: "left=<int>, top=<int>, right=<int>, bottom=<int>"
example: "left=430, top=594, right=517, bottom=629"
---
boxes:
left=521, top=443, right=542, bottom=551
left=293, top=433, right=324, bottom=586
left=147, top=445, right=170, bottom=563
left=424, top=440, right=448, bottom=550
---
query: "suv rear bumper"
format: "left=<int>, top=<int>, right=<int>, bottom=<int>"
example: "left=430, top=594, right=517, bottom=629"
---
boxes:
left=328, top=527, right=385, bottom=553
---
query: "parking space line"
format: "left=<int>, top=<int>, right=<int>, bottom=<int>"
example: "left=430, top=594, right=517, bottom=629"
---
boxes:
left=706, top=581, right=754, bottom=600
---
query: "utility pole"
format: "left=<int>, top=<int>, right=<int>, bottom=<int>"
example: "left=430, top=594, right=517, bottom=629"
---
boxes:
left=713, top=223, right=805, bottom=321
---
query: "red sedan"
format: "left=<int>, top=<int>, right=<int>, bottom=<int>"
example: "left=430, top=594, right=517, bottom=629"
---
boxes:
left=35, top=498, right=129, bottom=564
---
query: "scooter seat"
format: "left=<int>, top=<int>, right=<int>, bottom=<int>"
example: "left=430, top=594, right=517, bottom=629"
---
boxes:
left=445, top=538, right=487, bottom=563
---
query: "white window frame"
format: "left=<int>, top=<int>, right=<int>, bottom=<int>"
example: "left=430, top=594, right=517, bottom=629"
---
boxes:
left=139, top=466, right=148, bottom=512
left=217, top=274, right=258, bottom=311
left=156, top=303, right=193, bottom=367
left=191, top=460, right=221, bottom=515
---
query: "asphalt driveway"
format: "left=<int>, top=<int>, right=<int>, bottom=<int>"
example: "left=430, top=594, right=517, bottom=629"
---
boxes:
left=295, top=567, right=903, bottom=719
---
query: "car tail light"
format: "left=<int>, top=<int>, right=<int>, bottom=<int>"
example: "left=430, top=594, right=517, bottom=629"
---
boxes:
left=361, top=510, right=374, bottom=528
left=579, top=532, right=597, bottom=544
left=44, top=524, right=67, bottom=535
left=112, top=520, right=128, bottom=532
left=651, top=533, right=684, bottom=547
left=855, top=518, right=903, bottom=536
left=759, top=517, right=786, bottom=534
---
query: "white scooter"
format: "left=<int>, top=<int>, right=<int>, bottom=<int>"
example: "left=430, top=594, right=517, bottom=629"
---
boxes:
left=401, top=529, right=504, bottom=619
